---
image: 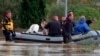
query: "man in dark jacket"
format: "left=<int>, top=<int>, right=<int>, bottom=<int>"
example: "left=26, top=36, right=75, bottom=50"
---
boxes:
left=45, top=16, right=61, bottom=36
left=62, top=13, right=74, bottom=43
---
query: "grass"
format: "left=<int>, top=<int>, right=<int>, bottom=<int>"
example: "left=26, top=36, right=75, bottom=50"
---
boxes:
left=91, top=19, right=100, bottom=30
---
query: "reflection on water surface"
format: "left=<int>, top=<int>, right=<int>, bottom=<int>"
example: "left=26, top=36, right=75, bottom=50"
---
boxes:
left=0, top=42, right=99, bottom=56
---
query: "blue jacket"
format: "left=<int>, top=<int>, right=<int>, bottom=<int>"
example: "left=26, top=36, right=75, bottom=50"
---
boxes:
left=73, top=19, right=90, bottom=35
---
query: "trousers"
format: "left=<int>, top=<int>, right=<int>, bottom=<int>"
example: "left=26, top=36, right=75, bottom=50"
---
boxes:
left=3, top=30, right=12, bottom=41
left=62, top=32, right=72, bottom=43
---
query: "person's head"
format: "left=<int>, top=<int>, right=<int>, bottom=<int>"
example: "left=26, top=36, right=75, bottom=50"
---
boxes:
left=78, top=16, right=86, bottom=24
left=53, top=16, right=59, bottom=21
left=5, top=10, right=12, bottom=19
left=68, top=11, right=73, bottom=15
left=42, top=19, right=46, bottom=22
left=67, top=14, right=74, bottom=20
left=86, top=20, right=92, bottom=26
left=61, top=16, right=66, bottom=21
left=80, top=16, right=86, bottom=21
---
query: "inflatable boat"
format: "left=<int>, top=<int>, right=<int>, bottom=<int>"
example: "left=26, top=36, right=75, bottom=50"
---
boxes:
left=12, top=30, right=100, bottom=44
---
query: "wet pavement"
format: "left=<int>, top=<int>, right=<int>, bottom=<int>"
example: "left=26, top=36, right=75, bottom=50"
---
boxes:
left=0, top=41, right=100, bottom=56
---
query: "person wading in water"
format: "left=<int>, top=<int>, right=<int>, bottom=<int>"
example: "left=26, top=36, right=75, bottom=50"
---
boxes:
left=1, top=10, right=15, bottom=43
left=62, top=13, right=74, bottom=43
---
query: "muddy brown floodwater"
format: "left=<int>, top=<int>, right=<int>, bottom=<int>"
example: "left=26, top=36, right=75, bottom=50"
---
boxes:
left=0, top=42, right=100, bottom=56
left=0, top=29, right=100, bottom=56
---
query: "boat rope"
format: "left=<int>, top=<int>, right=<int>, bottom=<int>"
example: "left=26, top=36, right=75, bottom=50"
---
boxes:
left=95, top=31, right=100, bottom=37
left=94, top=30, right=100, bottom=40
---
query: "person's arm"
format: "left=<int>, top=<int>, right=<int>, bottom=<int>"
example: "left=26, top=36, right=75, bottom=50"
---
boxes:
left=84, top=24, right=90, bottom=32
left=2, top=19, right=8, bottom=30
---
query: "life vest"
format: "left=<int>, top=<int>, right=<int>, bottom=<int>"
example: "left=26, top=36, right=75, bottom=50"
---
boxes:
left=1, top=19, right=14, bottom=31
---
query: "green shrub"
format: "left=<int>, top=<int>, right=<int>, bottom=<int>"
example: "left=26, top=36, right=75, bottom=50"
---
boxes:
left=45, top=4, right=100, bottom=29
left=19, top=0, right=45, bottom=28
left=69, top=4, right=100, bottom=19
left=69, top=4, right=100, bottom=29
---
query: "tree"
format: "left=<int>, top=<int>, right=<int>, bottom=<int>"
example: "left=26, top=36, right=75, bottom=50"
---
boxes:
left=19, top=0, right=45, bottom=28
left=0, top=0, right=22, bottom=28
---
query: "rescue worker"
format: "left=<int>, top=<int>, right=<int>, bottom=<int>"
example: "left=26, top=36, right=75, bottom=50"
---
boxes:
left=1, top=10, right=14, bottom=42
left=45, top=16, right=61, bottom=36
left=62, top=13, right=74, bottom=43
left=61, top=16, right=66, bottom=25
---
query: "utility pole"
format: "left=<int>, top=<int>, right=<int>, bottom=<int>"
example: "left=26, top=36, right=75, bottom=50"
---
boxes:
left=65, top=0, right=68, bottom=17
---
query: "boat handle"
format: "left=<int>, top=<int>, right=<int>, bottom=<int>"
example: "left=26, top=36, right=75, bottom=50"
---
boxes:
left=46, top=38, right=50, bottom=41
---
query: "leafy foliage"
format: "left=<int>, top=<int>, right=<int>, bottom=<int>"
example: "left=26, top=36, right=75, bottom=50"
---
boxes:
left=69, top=4, right=100, bottom=19
left=0, top=0, right=22, bottom=28
left=46, top=4, right=65, bottom=21
left=19, top=0, right=45, bottom=28
left=0, top=0, right=45, bottom=29
left=0, top=0, right=100, bottom=29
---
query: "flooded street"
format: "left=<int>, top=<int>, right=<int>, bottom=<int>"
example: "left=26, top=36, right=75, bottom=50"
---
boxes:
left=0, top=41, right=100, bottom=56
